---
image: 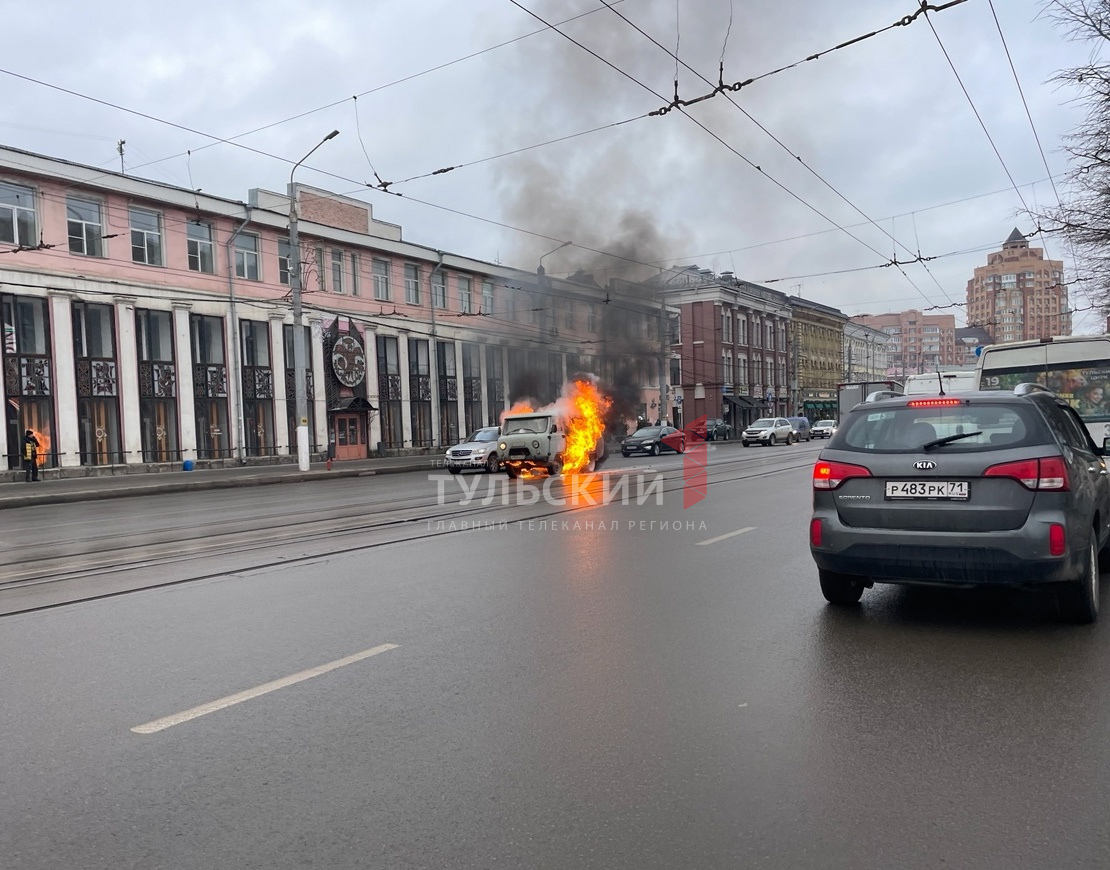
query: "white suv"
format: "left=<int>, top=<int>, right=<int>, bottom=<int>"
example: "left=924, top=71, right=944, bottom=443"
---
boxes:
left=741, top=417, right=795, bottom=447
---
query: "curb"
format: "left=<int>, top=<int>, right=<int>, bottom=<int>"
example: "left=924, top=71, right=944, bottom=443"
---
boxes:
left=0, top=460, right=437, bottom=510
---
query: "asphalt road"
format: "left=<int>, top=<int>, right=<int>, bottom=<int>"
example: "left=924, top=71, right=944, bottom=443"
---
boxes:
left=3, top=440, right=1109, bottom=869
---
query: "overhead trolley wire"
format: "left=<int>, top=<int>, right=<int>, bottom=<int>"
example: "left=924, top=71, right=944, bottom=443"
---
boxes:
left=597, top=0, right=958, bottom=307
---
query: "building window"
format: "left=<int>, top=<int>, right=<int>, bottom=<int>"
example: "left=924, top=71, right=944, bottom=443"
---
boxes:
left=191, top=314, right=230, bottom=460
left=0, top=181, right=37, bottom=248
left=564, top=299, right=574, bottom=330
left=278, top=238, right=291, bottom=285
left=459, top=276, right=472, bottom=314
left=723, top=312, right=732, bottom=343
left=350, top=253, right=360, bottom=296
left=234, top=233, right=260, bottom=280
left=129, top=206, right=163, bottom=265
left=67, top=197, right=103, bottom=257
left=482, top=280, right=494, bottom=314
left=432, top=271, right=447, bottom=309
left=136, top=308, right=179, bottom=463
left=587, top=304, right=597, bottom=333
left=373, top=258, right=391, bottom=301
left=72, top=301, right=122, bottom=467
left=315, top=246, right=326, bottom=291
left=377, top=336, right=403, bottom=448
left=404, top=263, right=421, bottom=305
left=332, top=249, right=344, bottom=294
left=73, top=302, right=115, bottom=359
left=187, top=221, right=214, bottom=273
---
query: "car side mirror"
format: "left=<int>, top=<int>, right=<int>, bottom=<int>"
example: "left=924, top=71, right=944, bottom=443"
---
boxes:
left=1103, top=436, right=1110, bottom=455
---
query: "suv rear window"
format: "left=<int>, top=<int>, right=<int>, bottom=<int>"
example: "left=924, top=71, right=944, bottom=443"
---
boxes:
left=835, top=401, right=1048, bottom=453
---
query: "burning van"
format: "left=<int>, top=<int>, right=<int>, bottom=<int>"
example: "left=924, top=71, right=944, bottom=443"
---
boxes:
left=498, top=378, right=609, bottom=478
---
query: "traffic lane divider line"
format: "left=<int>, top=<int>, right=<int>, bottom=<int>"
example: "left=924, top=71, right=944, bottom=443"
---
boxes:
left=130, top=642, right=400, bottom=734
left=696, top=527, right=756, bottom=546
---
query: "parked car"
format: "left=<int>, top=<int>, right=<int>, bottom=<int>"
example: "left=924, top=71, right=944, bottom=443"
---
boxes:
left=704, top=418, right=731, bottom=441
left=445, top=426, right=502, bottom=474
left=811, top=419, right=838, bottom=439
left=787, top=416, right=812, bottom=442
left=809, top=385, right=1110, bottom=622
left=621, top=425, right=685, bottom=456
left=741, top=417, right=795, bottom=447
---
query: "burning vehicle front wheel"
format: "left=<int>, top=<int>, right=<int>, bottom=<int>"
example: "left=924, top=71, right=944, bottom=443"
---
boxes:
left=505, top=465, right=519, bottom=479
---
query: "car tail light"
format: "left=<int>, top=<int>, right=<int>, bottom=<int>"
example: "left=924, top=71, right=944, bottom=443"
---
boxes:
left=1049, top=523, right=1066, bottom=556
left=810, top=518, right=822, bottom=547
left=813, top=460, right=872, bottom=490
left=907, top=398, right=962, bottom=407
left=983, top=456, right=1070, bottom=491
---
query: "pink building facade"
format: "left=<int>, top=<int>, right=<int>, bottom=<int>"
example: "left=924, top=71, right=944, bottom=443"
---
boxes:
left=0, top=146, right=668, bottom=472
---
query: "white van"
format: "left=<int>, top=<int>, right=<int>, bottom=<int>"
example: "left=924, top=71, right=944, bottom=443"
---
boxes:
left=903, top=371, right=978, bottom=395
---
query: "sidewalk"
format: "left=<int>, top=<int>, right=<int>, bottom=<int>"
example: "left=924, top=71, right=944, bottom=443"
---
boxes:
left=0, top=454, right=443, bottom=510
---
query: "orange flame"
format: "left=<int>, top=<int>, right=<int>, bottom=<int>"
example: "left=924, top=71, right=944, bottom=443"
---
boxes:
left=32, top=429, right=49, bottom=467
left=501, top=401, right=534, bottom=422
left=562, top=379, right=611, bottom=474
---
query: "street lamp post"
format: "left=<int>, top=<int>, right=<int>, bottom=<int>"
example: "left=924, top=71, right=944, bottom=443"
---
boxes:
left=288, top=130, right=339, bottom=472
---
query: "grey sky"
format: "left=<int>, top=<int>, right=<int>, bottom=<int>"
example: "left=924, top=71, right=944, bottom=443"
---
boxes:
left=0, top=0, right=1093, bottom=328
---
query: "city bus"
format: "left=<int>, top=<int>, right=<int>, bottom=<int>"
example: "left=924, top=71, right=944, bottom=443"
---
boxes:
left=976, top=335, right=1110, bottom=443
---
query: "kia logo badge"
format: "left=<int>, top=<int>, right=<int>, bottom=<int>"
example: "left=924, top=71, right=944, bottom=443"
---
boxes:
left=913, top=460, right=937, bottom=470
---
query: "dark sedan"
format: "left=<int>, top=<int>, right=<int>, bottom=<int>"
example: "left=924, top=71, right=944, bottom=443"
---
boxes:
left=621, top=426, right=686, bottom=457
left=809, top=386, right=1110, bottom=622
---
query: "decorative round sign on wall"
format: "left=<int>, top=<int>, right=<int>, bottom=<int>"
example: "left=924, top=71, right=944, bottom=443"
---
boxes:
left=331, top=335, right=366, bottom=387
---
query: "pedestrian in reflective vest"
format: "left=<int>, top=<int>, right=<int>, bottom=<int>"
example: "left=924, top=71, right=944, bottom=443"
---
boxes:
left=22, top=430, right=39, bottom=482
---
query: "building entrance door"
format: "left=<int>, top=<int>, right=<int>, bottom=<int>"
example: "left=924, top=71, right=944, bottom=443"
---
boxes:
left=332, top=414, right=365, bottom=461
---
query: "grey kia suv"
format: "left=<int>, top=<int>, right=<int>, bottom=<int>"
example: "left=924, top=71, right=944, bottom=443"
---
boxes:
left=809, top=385, right=1110, bottom=622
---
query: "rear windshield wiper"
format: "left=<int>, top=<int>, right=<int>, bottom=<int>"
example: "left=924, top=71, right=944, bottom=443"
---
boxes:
left=922, top=431, right=983, bottom=450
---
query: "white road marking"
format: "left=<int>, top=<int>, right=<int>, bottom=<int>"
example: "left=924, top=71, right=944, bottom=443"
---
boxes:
left=738, top=703, right=749, bottom=708
left=131, top=642, right=400, bottom=734
left=696, top=526, right=756, bottom=546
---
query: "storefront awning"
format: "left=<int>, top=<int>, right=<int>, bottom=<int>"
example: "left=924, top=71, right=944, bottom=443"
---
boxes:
left=330, top=397, right=377, bottom=412
left=725, top=395, right=758, bottom=409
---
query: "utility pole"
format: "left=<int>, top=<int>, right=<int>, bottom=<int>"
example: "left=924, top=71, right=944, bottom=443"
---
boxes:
left=117, top=140, right=126, bottom=174
left=289, top=130, right=340, bottom=472
left=658, top=287, right=669, bottom=426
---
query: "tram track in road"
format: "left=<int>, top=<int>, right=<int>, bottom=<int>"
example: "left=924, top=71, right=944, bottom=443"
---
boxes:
left=1, top=446, right=816, bottom=616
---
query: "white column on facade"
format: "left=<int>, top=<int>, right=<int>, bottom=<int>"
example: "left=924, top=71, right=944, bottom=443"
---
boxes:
left=226, top=308, right=244, bottom=462
left=114, top=297, right=142, bottom=465
left=397, top=332, right=413, bottom=448
left=173, top=303, right=197, bottom=461
left=453, top=339, right=465, bottom=436
left=499, top=346, right=509, bottom=421
left=48, top=292, right=80, bottom=468
left=363, top=325, right=381, bottom=452
left=478, top=342, right=489, bottom=426
left=268, top=314, right=288, bottom=452
left=310, top=318, right=327, bottom=453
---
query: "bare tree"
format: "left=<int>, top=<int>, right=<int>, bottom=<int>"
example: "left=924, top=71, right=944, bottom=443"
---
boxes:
left=1042, top=0, right=1110, bottom=313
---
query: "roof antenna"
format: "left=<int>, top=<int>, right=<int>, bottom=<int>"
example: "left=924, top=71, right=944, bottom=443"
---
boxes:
left=936, top=369, right=945, bottom=396
left=117, top=139, right=126, bottom=174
